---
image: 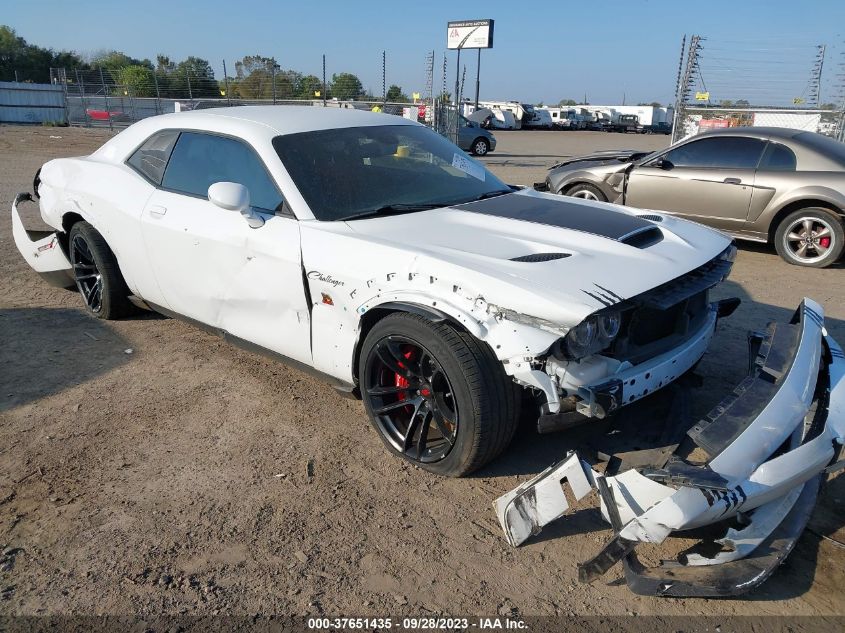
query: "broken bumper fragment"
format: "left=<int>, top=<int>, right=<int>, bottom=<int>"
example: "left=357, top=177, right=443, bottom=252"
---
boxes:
left=11, top=192, right=74, bottom=288
left=495, top=298, right=844, bottom=596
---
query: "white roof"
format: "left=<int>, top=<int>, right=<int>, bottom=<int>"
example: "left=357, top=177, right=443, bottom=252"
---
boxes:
left=181, top=105, right=416, bottom=135
left=92, top=105, right=418, bottom=164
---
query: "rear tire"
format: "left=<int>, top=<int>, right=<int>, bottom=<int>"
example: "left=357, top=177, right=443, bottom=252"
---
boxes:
left=564, top=182, right=607, bottom=202
left=359, top=312, right=519, bottom=477
left=69, top=221, right=135, bottom=319
left=774, top=208, right=844, bottom=268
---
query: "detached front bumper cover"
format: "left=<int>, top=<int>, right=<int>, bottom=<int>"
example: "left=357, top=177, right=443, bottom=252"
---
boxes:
left=495, top=298, right=844, bottom=596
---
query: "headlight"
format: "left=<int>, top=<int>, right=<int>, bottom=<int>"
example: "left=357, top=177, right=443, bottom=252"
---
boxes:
left=597, top=312, right=621, bottom=342
left=560, top=310, right=621, bottom=360
left=565, top=318, right=597, bottom=358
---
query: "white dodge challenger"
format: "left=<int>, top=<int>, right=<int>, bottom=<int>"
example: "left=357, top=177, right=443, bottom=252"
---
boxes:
left=12, top=107, right=844, bottom=594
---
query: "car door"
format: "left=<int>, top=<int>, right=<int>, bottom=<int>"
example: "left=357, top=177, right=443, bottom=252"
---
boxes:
left=625, top=135, right=767, bottom=233
left=140, top=131, right=312, bottom=365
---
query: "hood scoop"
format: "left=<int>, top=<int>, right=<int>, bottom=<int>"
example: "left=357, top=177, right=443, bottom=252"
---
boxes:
left=619, top=226, right=664, bottom=249
left=510, top=252, right=571, bottom=263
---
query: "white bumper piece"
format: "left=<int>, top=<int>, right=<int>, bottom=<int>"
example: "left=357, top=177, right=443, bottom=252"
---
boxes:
left=494, top=298, right=844, bottom=596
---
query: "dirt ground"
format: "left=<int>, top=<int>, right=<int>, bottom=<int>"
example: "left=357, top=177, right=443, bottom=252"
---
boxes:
left=1, top=124, right=844, bottom=624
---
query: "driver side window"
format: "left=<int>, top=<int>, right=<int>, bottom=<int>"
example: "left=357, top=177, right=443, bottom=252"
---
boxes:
left=660, top=136, right=766, bottom=169
left=161, top=132, right=284, bottom=213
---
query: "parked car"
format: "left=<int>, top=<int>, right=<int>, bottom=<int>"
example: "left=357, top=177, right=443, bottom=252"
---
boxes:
left=607, top=114, right=645, bottom=134
left=11, top=106, right=741, bottom=478
left=540, top=127, right=845, bottom=267
left=457, top=115, right=496, bottom=155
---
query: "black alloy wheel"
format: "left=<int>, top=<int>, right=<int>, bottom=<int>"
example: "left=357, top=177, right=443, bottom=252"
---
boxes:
left=364, top=335, right=458, bottom=464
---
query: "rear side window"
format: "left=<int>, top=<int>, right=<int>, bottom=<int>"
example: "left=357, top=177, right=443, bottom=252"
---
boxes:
left=127, top=130, right=179, bottom=184
left=759, top=142, right=797, bottom=171
left=161, top=132, right=283, bottom=212
left=663, top=136, right=766, bottom=169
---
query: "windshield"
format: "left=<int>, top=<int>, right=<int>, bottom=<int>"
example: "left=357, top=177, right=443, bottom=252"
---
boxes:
left=272, top=125, right=508, bottom=221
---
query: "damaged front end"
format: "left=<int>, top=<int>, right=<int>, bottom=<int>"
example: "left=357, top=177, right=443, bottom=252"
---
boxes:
left=494, top=298, right=844, bottom=596
left=11, top=192, right=74, bottom=288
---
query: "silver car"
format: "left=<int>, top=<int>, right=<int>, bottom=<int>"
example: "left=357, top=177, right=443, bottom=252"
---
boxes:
left=541, top=127, right=845, bottom=267
left=457, top=115, right=496, bottom=156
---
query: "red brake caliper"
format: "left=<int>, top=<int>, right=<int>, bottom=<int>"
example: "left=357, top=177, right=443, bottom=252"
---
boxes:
left=394, top=346, right=416, bottom=402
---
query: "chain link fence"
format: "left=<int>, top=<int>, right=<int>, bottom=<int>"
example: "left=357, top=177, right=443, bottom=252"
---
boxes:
left=673, top=106, right=844, bottom=142
left=49, top=67, right=436, bottom=132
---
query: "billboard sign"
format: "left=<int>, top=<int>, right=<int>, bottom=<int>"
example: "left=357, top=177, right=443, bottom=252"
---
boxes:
left=447, top=20, right=494, bottom=50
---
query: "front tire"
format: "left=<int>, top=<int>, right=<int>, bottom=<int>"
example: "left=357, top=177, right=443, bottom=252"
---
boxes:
left=470, top=137, right=490, bottom=156
left=774, top=208, right=844, bottom=268
left=564, top=182, right=607, bottom=202
left=69, top=221, right=135, bottom=319
left=359, top=313, right=519, bottom=477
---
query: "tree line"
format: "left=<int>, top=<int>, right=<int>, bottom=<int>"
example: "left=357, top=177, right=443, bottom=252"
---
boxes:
left=0, top=26, right=411, bottom=102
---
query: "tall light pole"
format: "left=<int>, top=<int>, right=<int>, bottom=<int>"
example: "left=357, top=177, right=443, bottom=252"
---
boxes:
left=272, top=63, right=280, bottom=104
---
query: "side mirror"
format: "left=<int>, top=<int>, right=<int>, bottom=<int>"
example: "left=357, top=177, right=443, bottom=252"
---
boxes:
left=654, top=158, right=674, bottom=171
left=208, top=181, right=264, bottom=228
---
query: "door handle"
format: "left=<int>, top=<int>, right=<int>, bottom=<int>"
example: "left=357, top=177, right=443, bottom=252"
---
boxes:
left=723, top=177, right=742, bottom=185
left=149, top=205, right=167, bottom=217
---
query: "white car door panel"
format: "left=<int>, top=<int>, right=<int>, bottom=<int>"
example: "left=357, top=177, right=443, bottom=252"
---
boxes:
left=140, top=130, right=312, bottom=364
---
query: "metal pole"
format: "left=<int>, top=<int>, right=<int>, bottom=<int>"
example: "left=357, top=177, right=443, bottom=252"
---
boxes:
left=272, top=63, right=277, bottom=104
left=454, top=47, right=461, bottom=106
left=223, top=59, right=230, bottom=105
left=186, top=68, right=193, bottom=105
left=475, top=48, right=480, bottom=109
left=322, top=54, right=327, bottom=106
left=76, top=70, right=88, bottom=127
left=382, top=50, right=386, bottom=104
left=99, top=67, right=113, bottom=132
left=14, top=70, right=18, bottom=82
left=153, top=69, right=162, bottom=114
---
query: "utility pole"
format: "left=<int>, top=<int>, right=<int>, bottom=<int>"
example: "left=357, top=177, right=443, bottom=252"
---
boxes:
left=322, top=54, right=327, bottom=106
left=382, top=50, right=386, bottom=104
left=474, top=49, right=481, bottom=108
left=222, top=59, right=230, bottom=105
left=272, top=62, right=279, bottom=104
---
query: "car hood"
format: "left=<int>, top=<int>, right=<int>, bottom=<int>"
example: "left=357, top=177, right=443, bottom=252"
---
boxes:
left=549, top=149, right=652, bottom=171
left=337, top=190, right=731, bottom=326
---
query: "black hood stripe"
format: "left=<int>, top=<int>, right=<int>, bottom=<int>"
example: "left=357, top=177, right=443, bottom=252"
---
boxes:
left=452, top=193, right=653, bottom=242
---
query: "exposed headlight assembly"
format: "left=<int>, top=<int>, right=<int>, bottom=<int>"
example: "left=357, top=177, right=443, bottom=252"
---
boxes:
left=554, top=310, right=622, bottom=360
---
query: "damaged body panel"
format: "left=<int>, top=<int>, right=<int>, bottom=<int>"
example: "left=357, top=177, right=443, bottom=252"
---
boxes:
left=12, top=105, right=737, bottom=475
left=495, top=298, right=844, bottom=595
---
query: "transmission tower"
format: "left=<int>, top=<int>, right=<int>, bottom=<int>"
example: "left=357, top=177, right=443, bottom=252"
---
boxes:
left=809, top=45, right=826, bottom=107
left=672, top=34, right=703, bottom=142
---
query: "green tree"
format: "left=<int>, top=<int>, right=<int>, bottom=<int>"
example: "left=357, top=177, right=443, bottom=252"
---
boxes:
left=90, top=50, right=152, bottom=70
left=299, top=74, right=325, bottom=99
left=116, top=64, right=155, bottom=97
left=170, top=56, right=217, bottom=97
left=0, top=25, right=87, bottom=83
left=331, top=72, right=363, bottom=100
left=558, top=98, right=577, bottom=106
left=385, top=84, right=408, bottom=102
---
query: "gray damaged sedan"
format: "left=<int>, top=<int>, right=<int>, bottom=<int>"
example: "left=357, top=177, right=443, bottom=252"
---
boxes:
left=539, top=127, right=845, bottom=267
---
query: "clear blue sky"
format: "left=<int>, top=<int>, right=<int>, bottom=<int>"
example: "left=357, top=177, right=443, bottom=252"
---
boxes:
left=5, top=0, right=844, bottom=106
